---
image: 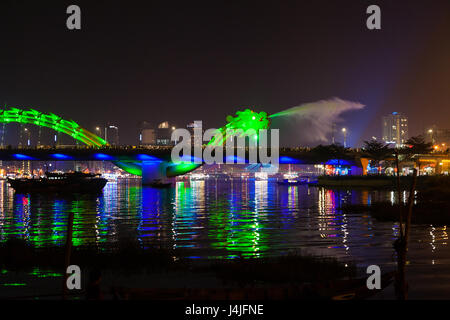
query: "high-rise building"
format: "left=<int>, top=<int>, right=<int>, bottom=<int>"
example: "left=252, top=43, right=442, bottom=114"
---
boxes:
left=425, top=125, right=450, bottom=148
left=140, top=128, right=156, bottom=145
left=139, top=121, right=154, bottom=145
left=187, top=121, right=203, bottom=148
left=156, top=121, right=176, bottom=146
left=105, top=125, right=119, bottom=145
left=382, top=112, right=408, bottom=147
left=138, top=121, right=177, bottom=146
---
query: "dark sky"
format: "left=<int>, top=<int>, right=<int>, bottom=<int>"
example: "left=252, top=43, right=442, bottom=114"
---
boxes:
left=0, top=0, right=449, bottom=146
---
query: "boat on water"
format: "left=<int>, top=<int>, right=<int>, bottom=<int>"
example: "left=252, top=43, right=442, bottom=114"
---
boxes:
left=189, top=173, right=209, bottom=181
left=255, top=172, right=268, bottom=181
left=277, top=177, right=319, bottom=186
left=147, top=179, right=173, bottom=188
left=277, top=169, right=318, bottom=186
left=277, top=178, right=309, bottom=186
left=7, top=172, right=108, bottom=194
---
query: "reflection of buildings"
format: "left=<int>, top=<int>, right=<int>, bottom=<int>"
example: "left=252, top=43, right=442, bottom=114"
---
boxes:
left=382, top=112, right=408, bottom=147
left=172, top=180, right=205, bottom=249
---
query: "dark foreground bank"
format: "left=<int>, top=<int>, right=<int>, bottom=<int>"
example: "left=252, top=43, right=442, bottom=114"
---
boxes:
left=0, top=238, right=385, bottom=300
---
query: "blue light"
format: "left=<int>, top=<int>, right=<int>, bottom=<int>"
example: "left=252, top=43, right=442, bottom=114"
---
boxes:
left=179, top=155, right=202, bottom=163
left=335, top=167, right=349, bottom=176
left=94, top=153, right=113, bottom=160
left=225, top=155, right=247, bottom=163
left=326, top=159, right=354, bottom=166
left=137, top=154, right=160, bottom=161
left=52, top=153, right=72, bottom=160
left=279, top=156, right=302, bottom=164
left=13, top=154, right=34, bottom=160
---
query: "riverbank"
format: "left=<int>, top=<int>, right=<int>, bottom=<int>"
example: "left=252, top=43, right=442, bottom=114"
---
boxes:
left=318, top=175, right=450, bottom=188
left=339, top=175, right=450, bottom=225
left=341, top=201, right=450, bottom=225
left=0, top=239, right=358, bottom=299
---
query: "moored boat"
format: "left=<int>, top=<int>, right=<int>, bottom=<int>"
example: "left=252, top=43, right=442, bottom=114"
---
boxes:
left=7, top=171, right=107, bottom=194
left=147, top=179, right=173, bottom=188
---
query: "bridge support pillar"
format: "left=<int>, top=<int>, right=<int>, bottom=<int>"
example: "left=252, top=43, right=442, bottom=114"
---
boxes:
left=141, top=161, right=174, bottom=185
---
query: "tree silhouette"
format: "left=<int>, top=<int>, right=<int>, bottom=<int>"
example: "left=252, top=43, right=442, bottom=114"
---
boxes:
left=398, top=135, right=434, bottom=175
left=311, top=143, right=350, bottom=175
left=402, top=135, right=433, bottom=155
left=362, top=140, right=393, bottom=174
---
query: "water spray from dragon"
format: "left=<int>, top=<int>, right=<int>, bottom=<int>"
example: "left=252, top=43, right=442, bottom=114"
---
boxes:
left=214, top=97, right=365, bottom=145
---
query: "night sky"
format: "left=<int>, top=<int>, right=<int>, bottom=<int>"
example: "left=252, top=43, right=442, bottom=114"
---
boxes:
left=0, top=0, right=449, bottom=146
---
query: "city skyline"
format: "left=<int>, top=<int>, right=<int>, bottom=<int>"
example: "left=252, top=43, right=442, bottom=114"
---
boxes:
left=0, top=108, right=445, bottom=148
left=2, top=1, right=450, bottom=302
left=0, top=1, right=449, bottom=146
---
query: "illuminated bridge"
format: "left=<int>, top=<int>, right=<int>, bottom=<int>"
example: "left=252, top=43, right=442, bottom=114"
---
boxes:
left=0, top=107, right=366, bottom=184
left=0, top=147, right=367, bottom=175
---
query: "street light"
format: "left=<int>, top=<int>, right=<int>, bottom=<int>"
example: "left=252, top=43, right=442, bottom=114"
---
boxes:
left=428, top=129, right=434, bottom=144
left=24, top=128, right=31, bottom=147
left=95, top=126, right=104, bottom=141
left=342, top=127, right=347, bottom=147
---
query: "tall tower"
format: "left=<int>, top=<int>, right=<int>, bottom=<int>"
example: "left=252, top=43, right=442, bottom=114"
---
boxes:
left=105, top=125, right=119, bottom=145
left=382, top=112, right=408, bottom=147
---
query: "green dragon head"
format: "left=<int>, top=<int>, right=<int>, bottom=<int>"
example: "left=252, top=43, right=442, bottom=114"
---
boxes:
left=208, top=109, right=271, bottom=147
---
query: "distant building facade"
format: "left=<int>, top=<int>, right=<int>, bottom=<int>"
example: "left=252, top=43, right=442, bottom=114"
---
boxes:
left=425, top=125, right=450, bottom=149
left=155, top=121, right=173, bottom=145
left=139, top=121, right=177, bottom=146
left=140, top=128, right=156, bottom=145
left=105, top=125, right=119, bottom=145
left=382, top=112, right=408, bottom=147
left=187, top=121, right=203, bottom=148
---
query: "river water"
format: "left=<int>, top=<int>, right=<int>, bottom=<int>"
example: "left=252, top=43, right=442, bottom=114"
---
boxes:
left=0, top=178, right=449, bottom=298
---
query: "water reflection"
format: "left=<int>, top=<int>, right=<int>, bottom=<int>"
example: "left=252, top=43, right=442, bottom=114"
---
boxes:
left=0, top=179, right=449, bottom=268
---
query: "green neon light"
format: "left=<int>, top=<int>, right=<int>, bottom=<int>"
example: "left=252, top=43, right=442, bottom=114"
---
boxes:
left=169, top=109, right=271, bottom=176
left=0, top=107, right=107, bottom=147
left=29, top=267, right=63, bottom=278
left=2, top=283, right=26, bottom=286
left=0, top=107, right=271, bottom=177
left=167, top=162, right=199, bottom=177
left=208, top=109, right=270, bottom=147
left=112, top=161, right=142, bottom=176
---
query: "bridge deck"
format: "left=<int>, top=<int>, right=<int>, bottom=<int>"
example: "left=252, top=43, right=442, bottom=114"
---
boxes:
left=0, top=147, right=365, bottom=165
